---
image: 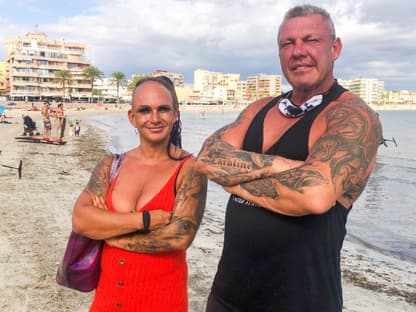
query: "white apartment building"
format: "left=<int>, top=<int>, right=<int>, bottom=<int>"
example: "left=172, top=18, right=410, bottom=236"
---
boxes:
left=194, top=69, right=281, bottom=103
left=0, top=61, right=7, bottom=95
left=152, top=70, right=184, bottom=87
left=194, top=69, right=240, bottom=102
left=5, top=32, right=91, bottom=101
left=247, top=74, right=282, bottom=100
left=94, top=77, right=130, bottom=103
left=194, top=68, right=221, bottom=97
left=339, top=78, right=384, bottom=105
left=235, top=80, right=249, bottom=103
left=218, top=73, right=240, bottom=101
left=385, top=90, right=416, bottom=105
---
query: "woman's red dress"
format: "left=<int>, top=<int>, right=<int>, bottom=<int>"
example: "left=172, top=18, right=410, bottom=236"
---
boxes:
left=89, top=159, right=189, bottom=311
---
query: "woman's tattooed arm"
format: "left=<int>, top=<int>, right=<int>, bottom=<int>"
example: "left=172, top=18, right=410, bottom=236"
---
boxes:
left=105, top=159, right=208, bottom=253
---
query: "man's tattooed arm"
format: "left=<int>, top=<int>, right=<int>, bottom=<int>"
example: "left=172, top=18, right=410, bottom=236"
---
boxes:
left=106, top=159, right=208, bottom=253
left=224, top=98, right=382, bottom=216
left=195, top=113, right=302, bottom=186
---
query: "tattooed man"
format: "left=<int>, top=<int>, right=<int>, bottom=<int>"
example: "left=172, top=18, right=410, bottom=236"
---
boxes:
left=72, top=76, right=207, bottom=311
left=196, top=4, right=382, bottom=312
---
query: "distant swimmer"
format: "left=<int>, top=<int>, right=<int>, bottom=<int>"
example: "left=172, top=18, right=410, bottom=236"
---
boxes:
left=200, top=110, right=206, bottom=120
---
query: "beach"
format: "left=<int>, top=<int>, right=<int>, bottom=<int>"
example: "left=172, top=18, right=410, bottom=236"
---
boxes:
left=0, top=105, right=415, bottom=311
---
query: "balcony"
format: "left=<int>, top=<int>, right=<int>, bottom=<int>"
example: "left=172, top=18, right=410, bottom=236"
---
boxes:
left=12, top=62, right=33, bottom=68
left=10, top=89, right=40, bottom=96
left=12, top=71, right=39, bottom=78
left=12, top=80, right=40, bottom=87
left=11, top=54, right=33, bottom=61
left=39, top=82, right=61, bottom=88
left=37, top=64, right=67, bottom=70
left=70, top=83, right=92, bottom=89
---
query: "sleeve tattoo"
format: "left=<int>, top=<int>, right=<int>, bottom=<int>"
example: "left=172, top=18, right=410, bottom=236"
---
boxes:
left=198, top=115, right=276, bottom=186
left=231, top=100, right=382, bottom=205
left=115, top=164, right=207, bottom=253
left=86, top=157, right=112, bottom=196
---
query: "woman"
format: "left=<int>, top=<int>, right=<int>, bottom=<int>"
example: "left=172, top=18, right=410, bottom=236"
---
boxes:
left=72, top=76, right=207, bottom=311
left=55, top=103, right=65, bottom=138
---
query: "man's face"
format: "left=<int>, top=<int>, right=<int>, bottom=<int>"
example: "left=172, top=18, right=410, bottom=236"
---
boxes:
left=278, top=14, right=341, bottom=95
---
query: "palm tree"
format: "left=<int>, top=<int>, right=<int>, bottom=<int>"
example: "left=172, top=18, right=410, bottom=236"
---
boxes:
left=83, top=66, right=103, bottom=103
left=55, top=70, right=72, bottom=101
left=127, top=75, right=149, bottom=93
left=111, top=71, right=126, bottom=105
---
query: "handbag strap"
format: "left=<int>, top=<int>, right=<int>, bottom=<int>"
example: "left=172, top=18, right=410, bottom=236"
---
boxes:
left=109, top=153, right=126, bottom=182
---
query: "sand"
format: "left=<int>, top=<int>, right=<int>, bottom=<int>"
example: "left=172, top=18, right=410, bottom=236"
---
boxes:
left=0, top=105, right=415, bottom=311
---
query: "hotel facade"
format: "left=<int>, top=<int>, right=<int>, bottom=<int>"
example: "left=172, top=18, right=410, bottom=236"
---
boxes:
left=193, top=68, right=282, bottom=104
left=338, top=78, right=385, bottom=106
left=4, top=32, right=92, bottom=102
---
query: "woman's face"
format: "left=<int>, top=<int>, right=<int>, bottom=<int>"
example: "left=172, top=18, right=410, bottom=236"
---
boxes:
left=128, top=81, right=178, bottom=146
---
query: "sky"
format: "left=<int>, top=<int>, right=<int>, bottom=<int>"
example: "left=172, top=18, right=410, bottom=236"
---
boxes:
left=0, top=0, right=415, bottom=91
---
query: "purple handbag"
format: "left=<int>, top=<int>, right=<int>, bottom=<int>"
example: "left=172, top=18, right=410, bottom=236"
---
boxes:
left=56, top=153, right=125, bottom=292
left=56, top=233, right=103, bottom=292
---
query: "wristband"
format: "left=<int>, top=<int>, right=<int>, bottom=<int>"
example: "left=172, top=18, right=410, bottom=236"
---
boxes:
left=142, top=210, right=150, bottom=233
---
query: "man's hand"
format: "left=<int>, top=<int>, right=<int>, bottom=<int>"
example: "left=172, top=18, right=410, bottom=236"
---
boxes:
left=104, top=210, right=172, bottom=249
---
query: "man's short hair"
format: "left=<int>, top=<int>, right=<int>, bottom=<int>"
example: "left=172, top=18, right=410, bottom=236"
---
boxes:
left=279, top=4, right=336, bottom=39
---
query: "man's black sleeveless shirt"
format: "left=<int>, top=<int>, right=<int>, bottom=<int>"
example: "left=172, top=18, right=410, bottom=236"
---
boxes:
left=210, top=83, right=350, bottom=312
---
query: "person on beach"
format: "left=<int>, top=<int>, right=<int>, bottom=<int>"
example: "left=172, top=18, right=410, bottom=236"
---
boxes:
left=0, top=114, right=11, bottom=124
left=195, top=4, right=382, bottom=312
left=55, top=103, right=66, bottom=139
left=74, top=121, right=81, bottom=136
left=68, top=123, right=74, bottom=137
left=72, top=76, right=207, bottom=311
left=41, top=101, right=51, bottom=138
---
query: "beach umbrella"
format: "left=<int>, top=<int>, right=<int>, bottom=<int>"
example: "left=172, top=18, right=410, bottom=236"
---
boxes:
left=0, top=160, right=23, bottom=179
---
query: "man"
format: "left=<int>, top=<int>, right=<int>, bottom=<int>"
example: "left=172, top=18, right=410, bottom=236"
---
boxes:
left=41, top=101, right=51, bottom=138
left=195, top=4, right=382, bottom=312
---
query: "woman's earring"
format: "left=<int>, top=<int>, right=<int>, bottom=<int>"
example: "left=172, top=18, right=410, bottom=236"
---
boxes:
left=134, top=128, right=138, bottom=134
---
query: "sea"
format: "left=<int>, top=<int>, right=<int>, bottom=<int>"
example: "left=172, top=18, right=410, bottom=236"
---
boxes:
left=89, top=109, right=416, bottom=264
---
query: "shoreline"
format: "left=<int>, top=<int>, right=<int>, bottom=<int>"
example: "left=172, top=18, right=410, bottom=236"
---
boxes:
left=2, top=100, right=416, bottom=114
left=0, top=107, right=415, bottom=311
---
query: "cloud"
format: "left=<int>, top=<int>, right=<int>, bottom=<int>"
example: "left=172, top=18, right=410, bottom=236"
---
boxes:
left=0, top=0, right=415, bottom=90
left=44, top=0, right=286, bottom=74
left=332, top=0, right=416, bottom=90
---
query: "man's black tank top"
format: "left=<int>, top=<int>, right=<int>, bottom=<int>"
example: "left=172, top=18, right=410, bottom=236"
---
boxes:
left=210, top=83, right=350, bottom=312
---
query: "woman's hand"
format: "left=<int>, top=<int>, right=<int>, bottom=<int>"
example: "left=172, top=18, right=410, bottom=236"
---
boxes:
left=90, top=194, right=108, bottom=210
